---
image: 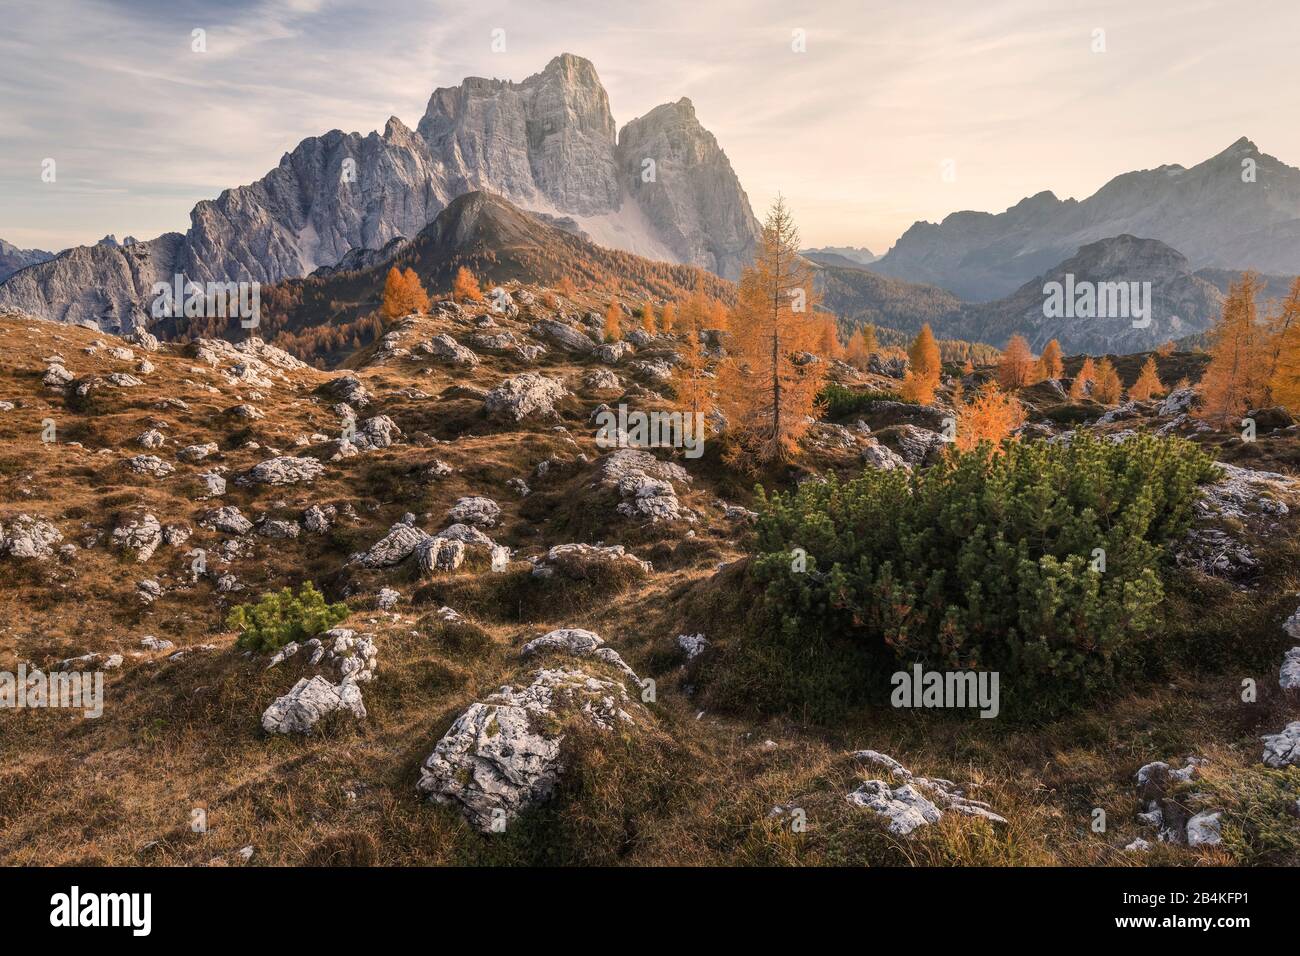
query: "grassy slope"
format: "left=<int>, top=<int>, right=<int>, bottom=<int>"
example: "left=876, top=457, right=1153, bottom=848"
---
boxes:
left=1, top=307, right=1297, bottom=866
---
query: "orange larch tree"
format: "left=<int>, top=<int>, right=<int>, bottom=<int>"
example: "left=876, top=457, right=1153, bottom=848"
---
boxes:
left=382, top=266, right=429, bottom=319
left=673, top=290, right=713, bottom=422
left=1267, top=277, right=1300, bottom=412
left=1068, top=356, right=1097, bottom=401
left=900, top=324, right=942, bottom=403
left=1040, top=339, right=1064, bottom=380
left=817, top=316, right=844, bottom=359
left=1128, top=355, right=1164, bottom=402
left=845, top=325, right=877, bottom=370
left=718, top=197, right=826, bottom=465
left=452, top=266, right=483, bottom=303
left=1197, top=273, right=1269, bottom=425
left=1092, top=357, right=1123, bottom=405
left=604, top=300, right=623, bottom=342
left=660, top=301, right=676, bottom=334
left=641, top=301, right=657, bottom=335
left=997, top=334, right=1038, bottom=389
left=954, top=381, right=1027, bottom=453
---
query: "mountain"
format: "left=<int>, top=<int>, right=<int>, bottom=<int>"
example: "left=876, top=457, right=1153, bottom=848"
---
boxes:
left=164, top=191, right=734, bottom=364
left=0, top=239, right=55, bottom=283
left=815, top=259, right=963, bottom=335
left=957, top=235, right=1225, bottom=354
left=871, top=138, right=1300, bottom=301
left=803, top=246, right=878, bottom=267
left=0, top=54, right=759, bottom=332
left=819, top=234, right=1272, bottom=354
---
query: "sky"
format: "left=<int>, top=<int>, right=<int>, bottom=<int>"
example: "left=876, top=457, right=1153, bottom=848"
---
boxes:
left=3, top=0, right=1299, bottom=255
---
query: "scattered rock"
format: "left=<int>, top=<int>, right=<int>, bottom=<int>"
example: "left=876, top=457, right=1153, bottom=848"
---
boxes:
left=446, top=496, right=501, bottom=528
left=484, top=373, right=566, bottom=422
left=241, top=456, right=325, bottom=485
left=0, top=515, right=63, bottom=559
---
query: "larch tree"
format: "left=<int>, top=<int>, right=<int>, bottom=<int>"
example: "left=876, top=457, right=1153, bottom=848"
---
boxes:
left=1266, top=277, right=1300, bottom=412
left=954, top=381, right=1026, bottom=453
left=997, top=334, right=1038, bottom=389
left=1069, top=356, right=1098, bottom=401
left=817, top=316, right=844, bottom=359
left=1092, top=357, right=1123, bottom=405
left=381, top=266, right=428, bottom=319
left=452, top=266, right=483, bottom=303
left=660, top=301, right=677, bottom=334
left=1128, top=356, right=1165, bottom=401
left=708, top=298, right=731, bottom=332
left=603, top=300, right=623, bottom=342
left=1197, top=272, right=1269, bottom=425
left=845, top=326, right=877, bottom=369
left=718, top=197, right=826, bottom=465
left=674, top=290, right=713, bottom=422
left=1040, top=339, right=1064, bottom=380
left=641, top=301, right=657, bottom=335
left=900, top=323, right=942, bottom=403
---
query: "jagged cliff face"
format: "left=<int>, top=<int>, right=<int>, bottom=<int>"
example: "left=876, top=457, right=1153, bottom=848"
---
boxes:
left=0, top=54, right=760, bottom=331
left=873, top=138, right=1300, bottom=301
left=617, top=99, right=760, bottom=282
left=419, top=53, right=622, bottom=217
left=0, top=239, right=55, bottom=283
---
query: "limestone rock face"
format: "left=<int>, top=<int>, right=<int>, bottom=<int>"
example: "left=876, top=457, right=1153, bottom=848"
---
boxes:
left=616, top=98, right=761, bottom=280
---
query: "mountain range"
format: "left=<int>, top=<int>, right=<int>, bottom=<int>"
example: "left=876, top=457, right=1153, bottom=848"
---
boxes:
left=869, top=137, right=1300, bottom=301
left=0, top=54, right=759, bottom=332
left=0, top=239, right=54, bottom=283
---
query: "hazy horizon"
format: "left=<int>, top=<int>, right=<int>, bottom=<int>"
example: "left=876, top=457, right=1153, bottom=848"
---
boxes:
left=3, top=0, right=1298, bottom=256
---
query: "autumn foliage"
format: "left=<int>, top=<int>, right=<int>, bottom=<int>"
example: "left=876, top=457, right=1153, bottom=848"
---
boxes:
left=1068, top=356, right=1097, bottom=401
left=718, top=198, right=826, bottom=465
left=954, top=381, right=1026, bottom=453
left=900, top=324, right=941, bottom=403
left=1128, top=356, right=1164, bottom=401
left=1039, top=339, right=1064, bottom=380
left=603, top=301, right=622, bottom=342
left=1092, top=357, right=1123, bottom=405
left=1267, top=278, right=1300, bottom=414
left=997, top=334, right=1038, bottom=390
left=1196, top=273, right=1269, bottom=425
left=844, top=325, right=877, bottom=369
left=381, top=266, right=429, bottom=319
left=452, top=266, right=483, bottom=303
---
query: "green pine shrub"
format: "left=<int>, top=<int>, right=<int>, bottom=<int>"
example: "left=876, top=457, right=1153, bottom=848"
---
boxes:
left=818, top=382, right=910, bottom=419
left=744, top=432, right=1218, bottom=718
left=227, top=582, right=350, bottom=652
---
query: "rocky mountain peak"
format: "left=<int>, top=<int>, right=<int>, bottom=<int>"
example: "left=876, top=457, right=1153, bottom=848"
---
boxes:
left=0, top=54, right=760, bottom=329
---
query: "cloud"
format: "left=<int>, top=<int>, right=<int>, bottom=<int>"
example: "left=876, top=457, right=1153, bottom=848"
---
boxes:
left=1, top=0, right=1297, bottom=253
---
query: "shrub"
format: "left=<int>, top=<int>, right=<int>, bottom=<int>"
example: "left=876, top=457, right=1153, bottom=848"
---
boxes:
left=227, top=582, right=350, bottom=652
left=818, top=382, right=910, bottom=419
left=745, top=432, right=1218, bottom=718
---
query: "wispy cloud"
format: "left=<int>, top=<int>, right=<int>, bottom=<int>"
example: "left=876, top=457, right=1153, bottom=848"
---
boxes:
left=2, top=0, right=1297, bottom=253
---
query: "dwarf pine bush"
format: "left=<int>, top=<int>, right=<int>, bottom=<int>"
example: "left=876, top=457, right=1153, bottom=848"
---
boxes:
left=748, top=432, right=1218, bottom=716
left=227, top=582, right=350, bottom=652
left=818, top=382, right=910, bottom=419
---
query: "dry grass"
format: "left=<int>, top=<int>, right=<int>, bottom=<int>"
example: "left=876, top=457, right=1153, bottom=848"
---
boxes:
left=1, top=306, right=1297, bottom=866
